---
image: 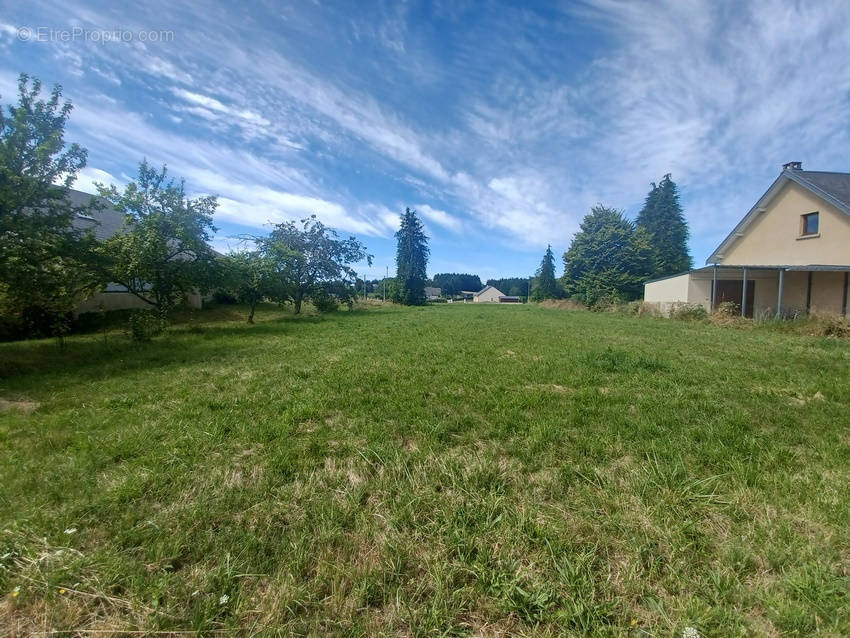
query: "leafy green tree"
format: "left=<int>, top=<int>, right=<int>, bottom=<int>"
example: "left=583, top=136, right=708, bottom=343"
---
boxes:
left=636, top=174, right=692, bottom=278
left=0, top=73, right=102, bottom=334
left=393, top=207, right=429, bottom=305
left=223, top=250, right=279, bottom=323
left=530, top=245, right=563, bottom=301
left=432, top=273, right=482, bottom=296
left=562, top=205, right=654, bottom=306
left=261, top=215, right=371, bottom=314
left=95, top=161, right=218, bottom=319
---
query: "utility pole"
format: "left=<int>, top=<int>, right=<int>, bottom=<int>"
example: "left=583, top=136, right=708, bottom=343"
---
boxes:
left=527, top=278, right=531, bottom=303
left=383, top=265, right=388, bottom=302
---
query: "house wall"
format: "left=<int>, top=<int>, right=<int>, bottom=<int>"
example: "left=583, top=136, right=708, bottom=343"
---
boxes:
left=687, top=277, right=713, bottom=310
left=743, top=270, right=846, bottom=316
left=474, top=288, right=503, bottom=302
left=699, top=270, right=807, bottom=317
left=644, top=273, right=690, bottom=304
left=810, top=271, right=847, bottom=314
left=643, top=269, right=848, bottom=317
left=75, top=290, right=203, bottom=315
left=643, top=273, right=695, bottom=315
left=693, top=269, right=846, bottom=317
left=720, top=181, right=850, bottom=266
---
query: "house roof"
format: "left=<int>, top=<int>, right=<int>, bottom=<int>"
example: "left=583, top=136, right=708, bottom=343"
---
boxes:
left=68, top=189, right=127, bottom=241
left=707, top=168, right=850, bottom=264
left=474, top=285, right=505, bottom=296
left=67, top=188, right=225, bottom=257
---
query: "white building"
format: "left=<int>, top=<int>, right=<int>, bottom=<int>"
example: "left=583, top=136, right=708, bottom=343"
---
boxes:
left=473, top=285, right=505, bottom=302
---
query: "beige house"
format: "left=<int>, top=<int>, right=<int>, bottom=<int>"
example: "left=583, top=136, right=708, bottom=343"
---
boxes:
left=644, top=162, right=850, bottom=317
left=69, top=189, right=204, bottom=314
left=473, top=285, right=504, bottom=302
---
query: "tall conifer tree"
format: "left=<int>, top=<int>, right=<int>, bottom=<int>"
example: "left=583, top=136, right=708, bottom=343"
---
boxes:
left=635, top=174, right=692, bottom=278
left=562, top=205, right=654, bottom=306
left=531, top=244, right=562, bottom=301
left=394, top=208, right=429, bottom=305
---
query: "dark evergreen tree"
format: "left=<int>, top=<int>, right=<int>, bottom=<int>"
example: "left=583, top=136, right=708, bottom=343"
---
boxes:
left=530, top=244, right=563, bottom=301
left=636, top=174, right=692, bottom=278
left=561, top=205, right=654, bottom=306
left=393, top=208, right=429, bottom=305
left=432, top=273, right=482, bottom=296
left=487, top=277, right=530, bottom=298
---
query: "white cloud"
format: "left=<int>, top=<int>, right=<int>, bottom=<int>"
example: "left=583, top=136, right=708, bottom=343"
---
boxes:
left=141, top=55, right=193, bottom=84
left=416, top=204, right=462, bottom=233
left=171, top=88, right=271, bottom=129
left=72, top=166, right=121, bottom=194
left=8, top=0, right=850, bottom=268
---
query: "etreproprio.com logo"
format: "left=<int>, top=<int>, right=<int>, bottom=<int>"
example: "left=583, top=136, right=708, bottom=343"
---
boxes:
left=16, top=26, right=174, bottom=43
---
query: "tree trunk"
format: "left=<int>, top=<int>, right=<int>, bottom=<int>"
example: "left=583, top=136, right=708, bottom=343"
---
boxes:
left=248, top=299, right=256, bottom=324
left=294, top=291, right=303, bottom=315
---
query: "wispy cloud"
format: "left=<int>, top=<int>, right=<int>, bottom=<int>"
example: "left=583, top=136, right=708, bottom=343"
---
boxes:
left=416, top=204, right=462, bottom=233
left=3, top=0, right=850, bottom=274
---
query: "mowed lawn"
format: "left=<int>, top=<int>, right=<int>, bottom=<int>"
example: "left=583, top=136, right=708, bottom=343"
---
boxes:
left=1, top=304, right=849, bottom=636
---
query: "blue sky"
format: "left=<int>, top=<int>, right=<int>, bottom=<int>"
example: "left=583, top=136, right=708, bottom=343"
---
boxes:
left=2, top=1, right=850, bottom=281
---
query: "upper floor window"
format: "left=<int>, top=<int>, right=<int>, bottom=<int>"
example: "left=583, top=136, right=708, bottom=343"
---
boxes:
left=801, top=212, right=819, bottom=236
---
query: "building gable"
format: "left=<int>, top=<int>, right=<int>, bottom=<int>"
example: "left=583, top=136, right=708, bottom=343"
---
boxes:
left=711, top=176, right=850, bottom=267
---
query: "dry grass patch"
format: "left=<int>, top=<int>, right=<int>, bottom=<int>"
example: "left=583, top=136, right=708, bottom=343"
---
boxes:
left=0, top=398, right=39, bottom=413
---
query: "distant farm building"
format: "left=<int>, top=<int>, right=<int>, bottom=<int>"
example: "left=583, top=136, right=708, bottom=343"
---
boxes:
left=424, top=286, right=442, bottom=300
left=472, top=285, right=503, bottom=302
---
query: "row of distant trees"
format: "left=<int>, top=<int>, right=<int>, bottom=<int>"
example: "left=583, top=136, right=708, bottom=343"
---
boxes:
left=419, top=178, right=691, bottom=307
left=492, top=177, right=692, bottom=306
left=0, top=74, right=371, bottom=339
left=2, top=70, right=694, bottom=337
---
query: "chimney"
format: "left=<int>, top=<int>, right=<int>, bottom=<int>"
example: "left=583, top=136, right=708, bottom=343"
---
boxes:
left=782, top=161, right=802, bottom=171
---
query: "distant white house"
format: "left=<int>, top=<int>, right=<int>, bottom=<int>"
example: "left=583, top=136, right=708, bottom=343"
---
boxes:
left=424, top=286, right=441, bottom=300
left=473, top=285, right=504, bottom=303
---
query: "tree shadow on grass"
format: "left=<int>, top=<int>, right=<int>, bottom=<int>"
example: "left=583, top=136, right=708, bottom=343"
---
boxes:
left=0, top=315, right=309, bottom=384
left=0, top=305, right=387, bottom=386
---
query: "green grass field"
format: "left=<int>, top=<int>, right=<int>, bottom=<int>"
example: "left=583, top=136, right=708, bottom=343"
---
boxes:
left=1, top=303, right=848, bottom=636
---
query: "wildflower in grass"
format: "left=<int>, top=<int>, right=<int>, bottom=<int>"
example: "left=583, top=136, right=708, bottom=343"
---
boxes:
left=12, top=586, right=20, bottom=597
left=682, top=628, right=700, bottom=638
left=219, top=593, right=229, bottom=605
left=630, top=618, right=637, bottom=626
left=59, top=588, right=66, bottom=594
left=64, top=527, right=77, bottom=535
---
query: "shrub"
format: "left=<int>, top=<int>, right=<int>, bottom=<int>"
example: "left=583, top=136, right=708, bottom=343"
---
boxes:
left=0, top=302, right=73, bottom=341
left=670, top=303, right=708, bottom=321
left=625, top=301, right=661, bottom=317
left=806, top=312, right=850, bottom=338
left=311, top=292, right=339, bottom=313
left=713, top=301, right=739, bottom=317
left=709, top=301, right=752, bottom=329
left=212, top=289, right=239, bottom=304
left=126, top=310, right=164, bottom=342
left=538, top=299, right=585, bottom=311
